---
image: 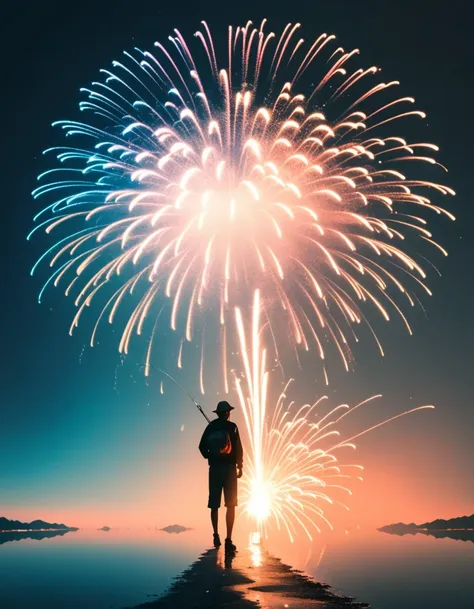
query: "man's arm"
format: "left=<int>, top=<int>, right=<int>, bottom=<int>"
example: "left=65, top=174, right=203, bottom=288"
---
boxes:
left=199, top=425, right=210, bottom=459
left=234, top=425, right=243, bottom=471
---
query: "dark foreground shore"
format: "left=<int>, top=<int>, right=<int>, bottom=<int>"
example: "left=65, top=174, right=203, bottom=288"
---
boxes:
left=134, top=545, right=368, bottom=608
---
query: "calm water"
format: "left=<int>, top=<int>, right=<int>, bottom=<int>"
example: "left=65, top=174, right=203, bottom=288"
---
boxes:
left=0, top=528, right=473, bottom=608
left=311, top=530, right=474, bottom=609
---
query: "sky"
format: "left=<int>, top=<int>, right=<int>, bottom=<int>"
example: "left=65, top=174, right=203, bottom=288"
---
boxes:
left=1, top=0, right=473, bottom=531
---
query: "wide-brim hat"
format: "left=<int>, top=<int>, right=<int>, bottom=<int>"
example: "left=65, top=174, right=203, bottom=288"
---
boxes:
left=213, top=400, right=234, bottom=413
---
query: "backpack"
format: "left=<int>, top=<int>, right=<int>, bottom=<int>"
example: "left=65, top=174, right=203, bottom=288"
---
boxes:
left=206, top=428, right=232, bottom=458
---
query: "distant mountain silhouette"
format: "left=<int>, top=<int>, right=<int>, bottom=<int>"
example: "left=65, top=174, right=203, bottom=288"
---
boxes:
left=378, top=522, right=420, bottom=535
left=160, top=524, right=192, bottom=534
left=0, top=529, right=77, bottom=545
left=379, top=513, right=474, bottom=543
left=420, top=514, right=474, bottom=529
left=0, top=516, right=78, bottom=532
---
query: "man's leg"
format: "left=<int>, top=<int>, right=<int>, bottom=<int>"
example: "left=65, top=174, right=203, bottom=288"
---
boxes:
left=224, top=465, right=238, bottom=551
left=211, top=508, right=219, bottom=535
left=209, top=466, right=222, bottom=547
left=225, top=505, right=235, bottom=540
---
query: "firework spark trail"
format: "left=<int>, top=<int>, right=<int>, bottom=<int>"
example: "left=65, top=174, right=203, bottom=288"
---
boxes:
left=29, top=20, right=454, bottom=387
left=235, top=290, right=434, bottom=542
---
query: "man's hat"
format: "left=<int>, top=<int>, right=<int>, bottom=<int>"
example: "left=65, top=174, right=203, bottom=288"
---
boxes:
left=213, top=400, right=234, bottom=414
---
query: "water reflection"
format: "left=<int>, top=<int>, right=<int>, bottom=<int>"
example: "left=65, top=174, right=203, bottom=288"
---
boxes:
left=214, top=546, right=237, bottom=570
left=249, top=540, right=263, bottom=568
left=309, top=529, right=474, bottom=609
left=136, top=548, right=255, bottom=608
left=1, top=528, right=473, bottom=609
left=138, top=540, right=367, bottom=608
left=0, top=529, right=205, bottom=609
left=0, top=529, right=76, bottom=545
left=380, top=527, right=474, bottom=543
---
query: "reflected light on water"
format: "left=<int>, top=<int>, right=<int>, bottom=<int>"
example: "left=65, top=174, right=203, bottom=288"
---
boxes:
left=249, top=531, right=262, bottom=567
left=249, top=531, right=261, bottom=545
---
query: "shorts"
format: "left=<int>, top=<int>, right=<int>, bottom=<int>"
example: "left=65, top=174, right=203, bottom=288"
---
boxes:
left=208, top=463, right=238, bottom=508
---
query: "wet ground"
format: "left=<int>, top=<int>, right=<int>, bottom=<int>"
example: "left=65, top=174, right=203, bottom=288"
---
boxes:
left=135, top=545, right=368, bottom=608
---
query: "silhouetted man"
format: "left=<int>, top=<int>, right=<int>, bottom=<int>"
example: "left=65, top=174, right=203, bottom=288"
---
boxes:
left=199, top=401, right=243, bottom=552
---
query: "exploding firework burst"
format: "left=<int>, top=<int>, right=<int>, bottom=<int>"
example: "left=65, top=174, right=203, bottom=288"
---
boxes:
left=30, top=20, right=454, bottom=384
left=235, top=290, right=434, bottom=541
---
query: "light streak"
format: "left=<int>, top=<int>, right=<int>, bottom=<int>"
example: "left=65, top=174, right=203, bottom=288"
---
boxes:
left=235, top=290, right=434, bottom=541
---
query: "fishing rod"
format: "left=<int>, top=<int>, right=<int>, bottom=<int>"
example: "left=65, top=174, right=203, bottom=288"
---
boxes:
left=137, top=363, right=211, bottom=424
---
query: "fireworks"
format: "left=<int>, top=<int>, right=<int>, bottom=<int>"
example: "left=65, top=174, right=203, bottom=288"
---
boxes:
left=30, top=20, right=454, bottom=382
left=236, top=290, right=434, bottom=540
left=30, top=20, right=449, bottom=539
